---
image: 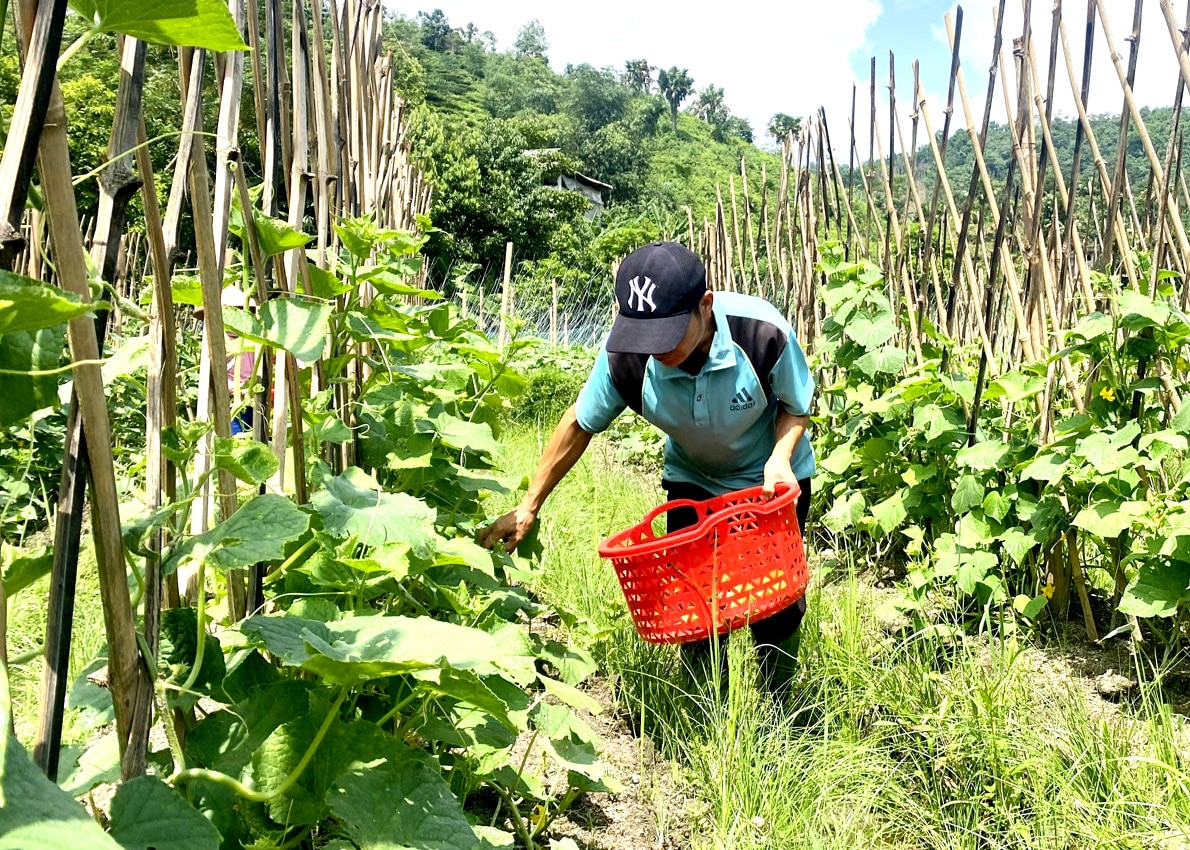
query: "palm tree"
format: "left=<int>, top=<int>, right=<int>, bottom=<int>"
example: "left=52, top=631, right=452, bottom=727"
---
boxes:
left=767, top=113, right=802, bottom=146
left=657, top=67, right=693, bottom=133
left=624, top=59, right=653, bottom=93
left=692, top=85, right=727, bottom=125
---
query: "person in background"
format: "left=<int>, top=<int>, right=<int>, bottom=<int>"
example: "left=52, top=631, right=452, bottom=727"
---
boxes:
left=195, top=285, right=258, bottom=435
left=478, top=241, right=815, bottom=692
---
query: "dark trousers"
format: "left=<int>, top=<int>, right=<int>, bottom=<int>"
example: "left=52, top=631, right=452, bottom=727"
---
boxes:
left=664, top=477, right=812, bottom=690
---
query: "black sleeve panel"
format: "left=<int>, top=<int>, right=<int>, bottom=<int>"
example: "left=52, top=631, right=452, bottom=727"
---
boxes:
left=606, top=352, right=650, bottom=415
left=724, top=315, right=788, bottom=400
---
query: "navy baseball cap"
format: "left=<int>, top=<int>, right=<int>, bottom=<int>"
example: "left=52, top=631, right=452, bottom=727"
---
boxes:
left=606, top=242, right=707, bottom=354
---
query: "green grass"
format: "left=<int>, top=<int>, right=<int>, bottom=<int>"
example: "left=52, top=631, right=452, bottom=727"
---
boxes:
left=501, top=423, right=1190, bottom=850
left=6, top=544, right=109, bottom=750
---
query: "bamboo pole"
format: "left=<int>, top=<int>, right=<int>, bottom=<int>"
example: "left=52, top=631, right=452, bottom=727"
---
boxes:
left=0, top=0, right=66, bottom=262
left=19, top=0, right=152, bottom=778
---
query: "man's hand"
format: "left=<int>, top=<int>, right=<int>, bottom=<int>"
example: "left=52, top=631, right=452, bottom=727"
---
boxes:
left=477, top=506, right=538, bottom=553
left=762, top=456, right=800, bottom=500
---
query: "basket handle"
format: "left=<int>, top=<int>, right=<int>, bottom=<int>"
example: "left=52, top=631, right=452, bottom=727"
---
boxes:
left=637, top=498, right=705, bottom=532
left=695, top=484, right=800, bottom=536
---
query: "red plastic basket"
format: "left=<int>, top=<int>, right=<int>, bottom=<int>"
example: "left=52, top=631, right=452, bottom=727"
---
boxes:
left=598, top=484, right=808, bottom=644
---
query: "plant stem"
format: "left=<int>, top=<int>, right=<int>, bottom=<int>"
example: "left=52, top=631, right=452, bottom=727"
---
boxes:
left=178, top=559, right=207, bottom=695
left=491, top=782, right=535, bottom=850
left=0, top=358, right=107, bottom=377
left=55, top=27, right=96, bottom=72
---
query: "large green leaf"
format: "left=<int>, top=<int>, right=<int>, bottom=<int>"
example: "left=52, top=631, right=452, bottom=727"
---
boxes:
left=239, top=614, right=501, bottom=684
left=311, top=467, right=436, bottom=553
left=956, top=440, right=1010, bottom=471
left=0, top=732, right=118, bottom=848
left=251, top=701, right=430, bottom=826
left=824, top=491, right=866, bottom=533
left=1019, top=452, right=1068, bottom=483
left=951, top=474, right=985, bottom=515
left=0, top=273, right=98, bottom=335
left=328, top=760, right=480, bottom=850
left=985, top=371, right=1045, bottom=403
left=1072, top=500, right=1147, bottom=540
left=158, top=607, right=225, bottom=709
left=842, top=312, right=897, bottom=349
left=224, top=299, right=331, bottom=363
left=187, top=680, right=313, bottom=775
left=67, top=0, right=248, bottom=50
left=261, top=299, right=331, bottom=362
left=1, top=546, right=52, bottom=598
left=411, top=668, right=515, bottom=731
left=212, top=435, right=278, bottom=485
left=252, top=215, right=312, bottom=258
left=854, top=345, right=906, bottom=379
left=869, top=492, right=906, bottom=534
left=0, top=325, right=67, bottom=425
left=108, top=776, right=221, bottom=850
left=1119, top=561, right=1190, bottom=618
left=166, top=494, right=310, bottom=574
left=419, top=412, right=501, bottom=457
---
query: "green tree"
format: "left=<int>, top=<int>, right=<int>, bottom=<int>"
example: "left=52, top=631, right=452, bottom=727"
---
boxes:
left=767, top=112, right=802, bottom=146
left=657, top=66, right=693, bottom=133
left=691, top=84, right=727, bottom=125
left=623, top=58, right=653, bottom=93
left=416, top=9, right=453, bottom=51
left=564, top=63, right=629, bottom=133
left=513, top=19, right=549, bottom=60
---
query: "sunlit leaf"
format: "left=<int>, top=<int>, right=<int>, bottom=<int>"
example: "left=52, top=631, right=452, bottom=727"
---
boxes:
left=311, top=467, right=436, bottom=553
left=67, top=0, right=248, bottom=50
left=240, top=613, right=501, bottom=684
left=166, top=494, right=310, bottom=574
left=329, top=759, right=480, bottom=850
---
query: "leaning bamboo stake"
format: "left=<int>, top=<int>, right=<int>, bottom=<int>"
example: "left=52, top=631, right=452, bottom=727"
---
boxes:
left=499, top=241, right=513, bottom=350
left=1148, top=0, right=1190, bottom=284
left=1024, top=29, right=1097, bottom=312
left=740, top=160, right=763, bottom=299
left=138, top=114, right=179, bottom=613
left=1098, top=0, right=1145, bottom=272
left=1057, top=12, right=1141, bottom=287
left=184, top=50, right=248, bottom=622
left=21, top=6, right=151, bottom=778
left=869, top=72, right=924, bottom=364
left=211, top=0, right=246, bottom=273
left=1102, top=1, right=1190, bottom=274
left=891, top=70, right=945, bottom=326
left=948, top=13, right=1039, bottom=364
left=36, top=32, right=154, bottom=782
left=997, top=41, right=1086, bottom=413
left=0, top=0, right=66, bottom=263
left=922, top=5, right=964, bottom=289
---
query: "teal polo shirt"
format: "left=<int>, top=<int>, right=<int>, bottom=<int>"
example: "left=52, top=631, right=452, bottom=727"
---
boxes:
left=575, top=291, right=816, bottom=494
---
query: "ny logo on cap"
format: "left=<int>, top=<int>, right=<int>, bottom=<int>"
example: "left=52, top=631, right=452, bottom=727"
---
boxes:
left=627, top=276, right=657, bottom=312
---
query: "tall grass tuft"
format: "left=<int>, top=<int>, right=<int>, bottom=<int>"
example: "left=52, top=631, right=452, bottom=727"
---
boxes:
left=501, top=424, right=1190, bottom=849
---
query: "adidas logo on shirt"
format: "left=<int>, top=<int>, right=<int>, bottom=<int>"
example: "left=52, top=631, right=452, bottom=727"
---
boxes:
left=729, top=387, right=756, bottom=411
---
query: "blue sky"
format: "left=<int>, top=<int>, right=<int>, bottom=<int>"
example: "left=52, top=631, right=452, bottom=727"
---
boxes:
left=389, top=1, right=1188, bottom=156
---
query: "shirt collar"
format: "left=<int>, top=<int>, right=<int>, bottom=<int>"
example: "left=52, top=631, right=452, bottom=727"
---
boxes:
left=652, top=295, right=737, bottom=378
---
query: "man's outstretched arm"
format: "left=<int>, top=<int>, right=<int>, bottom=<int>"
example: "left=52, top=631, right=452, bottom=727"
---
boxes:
left=477, top=404, right=594, bottom=553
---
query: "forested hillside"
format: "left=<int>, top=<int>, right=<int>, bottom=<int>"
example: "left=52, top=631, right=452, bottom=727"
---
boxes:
left=379, top=10, right=783, bottom=290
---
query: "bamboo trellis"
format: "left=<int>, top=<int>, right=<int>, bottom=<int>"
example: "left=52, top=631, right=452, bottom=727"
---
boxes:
left=698, top=0, right=1190, bottom=419
left=691, top=0, right=1190, bottom=637
left=2, top=0, right=430, bottom=780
